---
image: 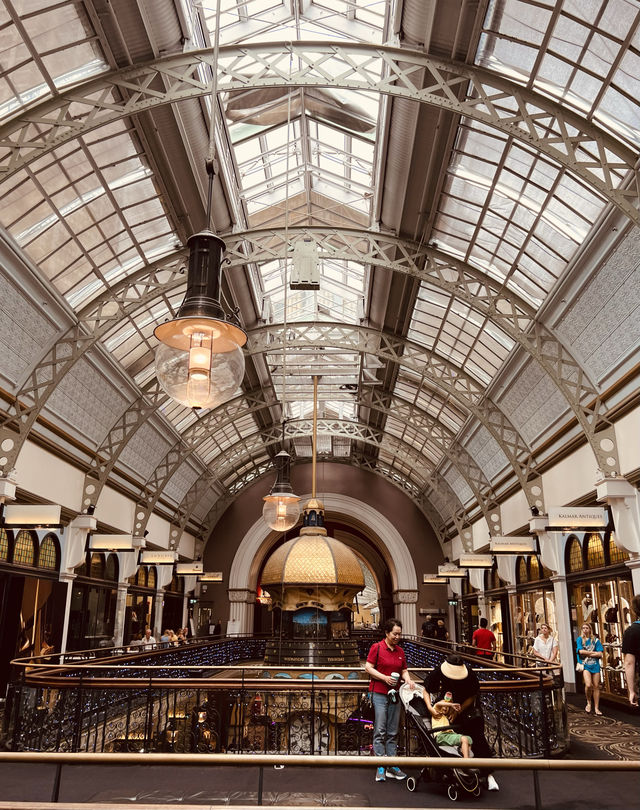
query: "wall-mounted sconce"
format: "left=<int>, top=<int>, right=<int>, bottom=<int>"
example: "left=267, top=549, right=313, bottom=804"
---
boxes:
left=437, top=563, right=467, bottom=578
left=490, top=536, right=537, bottom=554
left=175, top=562, right=204, bottom=575
left=458, top=553, right=494, bottom=568
left=199, top=572, right=223, bottom=582
left=1, top=503, right=62, bottom=528
left=87, top=534, right=134, bottom=552
left=138, top=549, right=178, bottom=565
left=423, top=573, right=448, bottom=584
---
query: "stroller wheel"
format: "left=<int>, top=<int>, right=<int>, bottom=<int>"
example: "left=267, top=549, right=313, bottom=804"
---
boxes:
left=447, top=785, right=458, bottom=801
left=406, top=776, right=416, bottom=792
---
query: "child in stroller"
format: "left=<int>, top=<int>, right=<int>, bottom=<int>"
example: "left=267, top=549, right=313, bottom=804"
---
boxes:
left=399, top=683, right=481, bottom=802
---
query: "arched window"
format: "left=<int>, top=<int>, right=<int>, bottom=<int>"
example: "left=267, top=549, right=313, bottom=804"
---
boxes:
left=136, top=566, right=147, bottom=587
left=516, top=556, right=528, bottom=584
left=147, top=566, right=157, bottom=590
left=104, top=553, right=119, bottom=582
left=490, top=567, right=501, bottom=589
left=585, top=532, right=605, bottom=569
left=38, top=533, right=59, bottom=570
left=0, top=528, right=9, bottom=561
left=165, top=574, right=184, bottom=593
left=13, top=530, right=36, bottom=566
left=90, top=552, right=105, bottom=579
left=608, top=532, right=630, bottom=564
left=566, top=536, right=584, bottom=573
left=529, top=556, right=541, bottom=581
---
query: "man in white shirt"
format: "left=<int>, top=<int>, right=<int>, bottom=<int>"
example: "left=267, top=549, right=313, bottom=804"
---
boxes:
left=140, top=628, right=157, bottom=649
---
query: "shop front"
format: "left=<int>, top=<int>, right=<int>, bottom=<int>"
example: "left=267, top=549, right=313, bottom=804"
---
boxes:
left=162, top=574, right=185, bottom=633
left=0, top=529, right=66, bottom=692
left=510, top=555, right=556, bottom=662
left=124, top=564, right=157, bottom=643
left=484, top=567, right=510, bottom=656
left=68, top=551, right=119, bottom=650
left=458, top=578, right=479, bottom=646
left=566, top=531, right=633, bottom=704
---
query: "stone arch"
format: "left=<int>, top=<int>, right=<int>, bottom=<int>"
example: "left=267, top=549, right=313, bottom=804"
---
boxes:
left=227, top=493, right=418, bottom=635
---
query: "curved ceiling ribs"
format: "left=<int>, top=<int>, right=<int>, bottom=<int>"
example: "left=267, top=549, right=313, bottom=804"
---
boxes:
left=0, top=43, right=637, bottom=226
left=0, top=226, right=616, bottom=535
left=0, top=41, right=629, bottom=538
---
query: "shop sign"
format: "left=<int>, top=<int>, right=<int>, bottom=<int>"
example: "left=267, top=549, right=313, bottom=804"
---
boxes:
left=547, top=507, right=607, bottom=528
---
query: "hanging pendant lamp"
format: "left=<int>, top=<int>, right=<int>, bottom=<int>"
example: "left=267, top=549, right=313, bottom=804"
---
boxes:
left=154, top=227, right=247, bottom=409
left=263, top=424, right=301, bottom=531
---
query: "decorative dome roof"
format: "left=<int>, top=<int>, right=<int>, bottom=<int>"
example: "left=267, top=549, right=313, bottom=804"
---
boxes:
left=261, top=533, right=365, bottom=588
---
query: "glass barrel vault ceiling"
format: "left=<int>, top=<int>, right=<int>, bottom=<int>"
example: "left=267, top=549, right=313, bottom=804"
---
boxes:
left=0, top=0, right=638, bottom=533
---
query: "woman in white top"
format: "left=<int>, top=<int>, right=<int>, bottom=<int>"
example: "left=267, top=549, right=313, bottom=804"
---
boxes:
left=532, top=623, right=559, bottom=668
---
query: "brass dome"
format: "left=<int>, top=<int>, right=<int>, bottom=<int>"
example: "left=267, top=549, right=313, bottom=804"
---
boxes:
left=261, top=533, right=365, bottom=588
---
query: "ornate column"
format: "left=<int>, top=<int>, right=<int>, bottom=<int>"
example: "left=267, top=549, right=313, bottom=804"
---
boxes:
left=392, top=589, right=418, bottom=637
left=113, top=582, right=129, bottom=646
left=59, top=514, right=96, bottom=654
left=228, top=588, right=256, bottom=635
left=550, top=573, right=575, bottom=690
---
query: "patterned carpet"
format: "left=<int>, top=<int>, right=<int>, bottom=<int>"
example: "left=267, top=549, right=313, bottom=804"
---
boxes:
left=567, top=701, right=640, bottom=760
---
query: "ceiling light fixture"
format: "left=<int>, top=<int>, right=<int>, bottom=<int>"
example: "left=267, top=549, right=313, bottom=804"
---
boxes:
left=263, top=423, right=301, bottom=532
left=154, top=2, right=246, bottom=410
left=175, top=561, right=204, bottom=575
left=423, top=573, right=448, bottom=584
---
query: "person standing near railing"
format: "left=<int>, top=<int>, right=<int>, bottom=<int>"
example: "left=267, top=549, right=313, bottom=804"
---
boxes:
left=622, top=594, right=640, bottom=707
left=472, top=618, right=496, bottom=659
left=365, top=617, right=415, bottom=783
left=532, top=623, right=558, bottom=669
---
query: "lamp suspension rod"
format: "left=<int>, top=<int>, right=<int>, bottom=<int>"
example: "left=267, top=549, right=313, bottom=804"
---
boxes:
left=312, top=374, right=318, bottom=499
left=205, top=0, right=222, bottom=229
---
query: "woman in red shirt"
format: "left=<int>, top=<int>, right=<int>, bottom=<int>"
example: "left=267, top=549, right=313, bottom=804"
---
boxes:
left=365, top=618, right=415, bottom=783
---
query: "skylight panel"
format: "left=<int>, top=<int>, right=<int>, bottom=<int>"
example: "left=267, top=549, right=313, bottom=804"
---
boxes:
left=478, top=0, right=640, bottom=150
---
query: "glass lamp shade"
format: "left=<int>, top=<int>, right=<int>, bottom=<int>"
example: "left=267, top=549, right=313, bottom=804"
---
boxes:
left=154, top=316, right=246, bottom=409
left=262, top=493, right=301, bottom=532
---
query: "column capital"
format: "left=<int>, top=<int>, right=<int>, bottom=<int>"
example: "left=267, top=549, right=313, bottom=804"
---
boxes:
left=392, top=589, right=418, bottom=604
left=228, top=588, right=255, bottom=604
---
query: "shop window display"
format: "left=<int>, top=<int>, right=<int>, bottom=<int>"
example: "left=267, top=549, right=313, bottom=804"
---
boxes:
left=511, top=556, right=557, bottom=662
left=570, top=578, right=634, bottom=701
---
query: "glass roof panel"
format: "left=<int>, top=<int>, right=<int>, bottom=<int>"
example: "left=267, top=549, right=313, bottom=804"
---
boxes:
left=478, top=0, right=640, bottom=150
left=0, top=1, right=107, bottom=123
left=430, top=119, right=607, bottom=306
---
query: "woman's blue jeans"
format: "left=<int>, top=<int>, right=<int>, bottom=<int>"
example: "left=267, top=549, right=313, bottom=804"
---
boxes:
left=372, top=691, right=401, bottom=756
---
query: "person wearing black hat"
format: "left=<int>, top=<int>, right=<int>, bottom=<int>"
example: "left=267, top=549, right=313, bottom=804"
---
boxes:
left=424, top=654, right=498, bottom=791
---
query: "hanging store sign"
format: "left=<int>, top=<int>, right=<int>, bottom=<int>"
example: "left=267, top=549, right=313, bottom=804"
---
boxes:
left=547, top=507, right=607, bottom=528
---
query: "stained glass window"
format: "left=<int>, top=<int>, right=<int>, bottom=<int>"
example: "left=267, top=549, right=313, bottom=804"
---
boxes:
left=516, top=556, right=528, bottom=584
left=0, top=529, right=9, bottom=561
left=13, top=530, right=36, bottom=566
left=104, top=553, right=119, bottom=582
left=38, top=534, right=59, bottom=569
left=566, top=536, right=584, bottom=573
left=608, top=532, right=630, bottom=564
left=147, top=566, right=157, bottom=590
left=586, top=532, right=605, bottom=569
left=90, top=552, right=105, bottom=580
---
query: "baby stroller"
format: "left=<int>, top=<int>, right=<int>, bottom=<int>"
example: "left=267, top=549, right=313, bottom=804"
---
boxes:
left=400, top=683, right=481, bottom=802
